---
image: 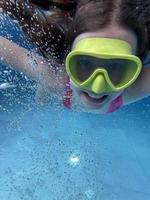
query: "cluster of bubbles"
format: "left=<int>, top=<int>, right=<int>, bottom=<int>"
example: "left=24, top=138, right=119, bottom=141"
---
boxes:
left=0, top=7, right=66, bottom=113
left=0, top=12, right=40, bottom=112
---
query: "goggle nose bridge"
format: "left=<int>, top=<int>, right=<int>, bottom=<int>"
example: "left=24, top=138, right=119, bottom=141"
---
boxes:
left=82, top=68, right=114, bottom=86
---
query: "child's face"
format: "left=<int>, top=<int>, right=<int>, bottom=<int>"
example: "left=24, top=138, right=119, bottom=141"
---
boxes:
left=70, top=24, right=138, bottom=113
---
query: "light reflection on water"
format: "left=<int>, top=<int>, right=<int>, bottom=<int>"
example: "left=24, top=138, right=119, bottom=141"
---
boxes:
left=68, top=154, right=81, bottom=167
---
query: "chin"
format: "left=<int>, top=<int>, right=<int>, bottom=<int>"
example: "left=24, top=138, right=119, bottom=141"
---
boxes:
left=79, top=91, right=123, bottom=114
left=78, top=93, right=110, bottom=114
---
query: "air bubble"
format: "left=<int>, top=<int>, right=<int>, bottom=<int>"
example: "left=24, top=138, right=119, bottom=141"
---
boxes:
left=85, top=189, right=95, bottom=199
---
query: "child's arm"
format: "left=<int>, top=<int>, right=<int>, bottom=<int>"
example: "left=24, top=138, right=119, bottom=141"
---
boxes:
left=0, top=36, right=66, bottom=93
left=123, top=67, right=150, bottom=105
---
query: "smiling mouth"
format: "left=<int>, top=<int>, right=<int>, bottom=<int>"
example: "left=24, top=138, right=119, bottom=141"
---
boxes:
left=83, top=92, right=108, bottom=104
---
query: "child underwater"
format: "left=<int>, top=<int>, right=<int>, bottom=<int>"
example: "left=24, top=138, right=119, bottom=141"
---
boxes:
left=1, top=0, right=150, bottom=114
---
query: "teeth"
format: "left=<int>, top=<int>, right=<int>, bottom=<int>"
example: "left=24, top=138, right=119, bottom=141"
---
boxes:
left=88, top=93, right=104, bottom=99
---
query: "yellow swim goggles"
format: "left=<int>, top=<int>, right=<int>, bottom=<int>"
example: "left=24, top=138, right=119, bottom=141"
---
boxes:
left=65, top=38, right=142, bottom=94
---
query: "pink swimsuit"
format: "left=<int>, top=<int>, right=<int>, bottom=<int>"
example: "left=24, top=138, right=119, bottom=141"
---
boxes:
left=63, top=77, right=123, bottom=114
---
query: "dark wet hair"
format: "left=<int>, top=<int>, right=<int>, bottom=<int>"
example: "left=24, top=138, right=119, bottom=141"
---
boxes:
left=1, top=0, right=150, bottom=62
left=0, top=0, right=77, bottom=60
left=67, top=0, right=150, bottom=62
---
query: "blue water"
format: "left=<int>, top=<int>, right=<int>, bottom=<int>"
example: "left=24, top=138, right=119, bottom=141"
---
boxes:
left=1, top=13, right=150, bottom=200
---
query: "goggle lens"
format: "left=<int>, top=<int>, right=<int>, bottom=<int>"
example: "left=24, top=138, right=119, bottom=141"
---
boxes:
left=69, top=55, right=137, bottom=86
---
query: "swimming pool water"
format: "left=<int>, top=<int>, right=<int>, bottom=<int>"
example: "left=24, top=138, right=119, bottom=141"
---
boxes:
left=1, top=13, right=150, bottom=200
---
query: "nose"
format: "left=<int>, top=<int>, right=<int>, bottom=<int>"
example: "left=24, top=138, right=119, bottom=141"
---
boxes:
left=91, top=74, right=107, bottom=94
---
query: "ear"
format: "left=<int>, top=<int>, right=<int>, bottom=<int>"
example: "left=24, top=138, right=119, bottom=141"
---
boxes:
left=35, top=83, right=51, bottom=106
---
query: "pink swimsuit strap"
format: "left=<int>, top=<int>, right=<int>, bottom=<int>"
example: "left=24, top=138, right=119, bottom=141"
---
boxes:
left=106, top=94, right=123, bottom=113
left=62, top=76, right=73, bottom=109
left=63, top=77, right=123, bottom=113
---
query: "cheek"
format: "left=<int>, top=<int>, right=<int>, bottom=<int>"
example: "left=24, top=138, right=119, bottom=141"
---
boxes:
left=70, top=83, right=81, bottom=96
left=110, top=91, right=124, bottom=101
